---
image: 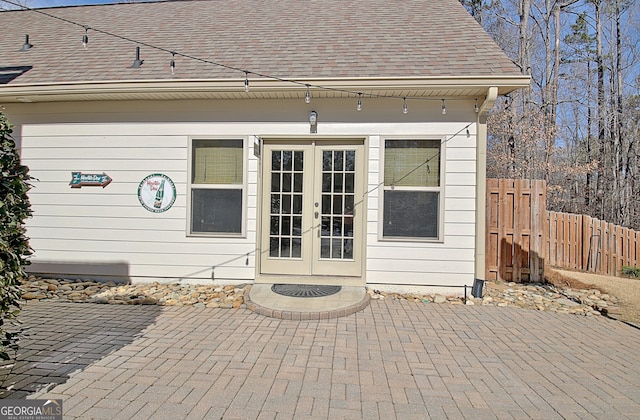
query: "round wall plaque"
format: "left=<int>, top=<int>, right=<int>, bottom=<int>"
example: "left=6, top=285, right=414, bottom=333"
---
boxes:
left=137, top=173, right=176, bottom=213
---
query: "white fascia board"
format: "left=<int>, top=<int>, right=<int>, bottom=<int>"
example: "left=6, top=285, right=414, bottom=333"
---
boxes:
left=0, top=76, right=531, bottom=102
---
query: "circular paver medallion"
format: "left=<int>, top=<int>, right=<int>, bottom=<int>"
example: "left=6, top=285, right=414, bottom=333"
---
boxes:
left=271, top=284, right=342, bottom=298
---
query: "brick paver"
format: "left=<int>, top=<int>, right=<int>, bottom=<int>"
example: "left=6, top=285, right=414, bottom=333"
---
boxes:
left=2, top=300, right=640, bottom=419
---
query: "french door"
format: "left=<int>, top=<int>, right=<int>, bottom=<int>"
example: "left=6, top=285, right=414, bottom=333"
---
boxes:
left=260, top=140, right=364, bottom=277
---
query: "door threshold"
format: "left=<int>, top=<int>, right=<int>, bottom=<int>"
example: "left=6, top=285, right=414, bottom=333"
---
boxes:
left=255, top=274, right=364, bottom=287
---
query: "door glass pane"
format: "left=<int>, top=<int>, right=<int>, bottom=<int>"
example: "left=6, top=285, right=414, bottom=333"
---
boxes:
left=344, top=217, right=354, bottom=237
left=322, top=196, right=331, bottom=214
left=292, top=238, right=302, bottom=258
left=293, top=195, right=302, bottom=214
left=322, top=173, right=331, bottom=193
left=343, top=239, right=353, bottom=258
left=294, top=173, right=303, bottom=192
left=282, top=151, right=292, bottom=171
left=293, top=216, right=302, bottom=235
left=332, top=239, right=342, bottom=258
left=269, top=150, right=303, bottom=259
left=280, top=238, right=291, bottom=257
left=334, top=151, right=344, bottom=171
left=272, top=151, right=281, bottom=171
left=270, top=216, right=279, bottom=235
left=323, top=151, right=332, bottom=171
left=333, top=217, right=342, bottom=236
left=333, top=173, right=343, bottom=193
left=282, top=194, right=291, bottom=214
left=271, top=173, right=280, bottom=192
left=282, top=173, right=292, bottom=192
left=319, top=149, right=356, bottom=260
left=270, top=238, right=279, bottom=257
left=321, top=216, right=331, bottom=237
left=321, top=238, right=330, bottom=258
left=345, top=173, right=354, bottom=194
left=332, top=196, right=342, bottom=215
left=270, top=194, right=280, bottom=213
left=281, top=216, right=291, bottom=235
left=294, top=151, right=304, bottom=171
left=345, top=151, right=355, bottom=171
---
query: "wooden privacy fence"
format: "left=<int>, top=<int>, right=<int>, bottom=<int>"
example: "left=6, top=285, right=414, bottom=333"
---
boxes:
left=486, top=178, right=640, bottom=282
left=486, top=179, right=546, bottom=282
left=547, top=212, right=640, bottom=277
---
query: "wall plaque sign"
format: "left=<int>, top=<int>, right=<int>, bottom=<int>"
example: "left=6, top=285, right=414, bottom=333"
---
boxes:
left=69, top=172, right=112, bottom=188
left=137, top=173, right=176, bottom=213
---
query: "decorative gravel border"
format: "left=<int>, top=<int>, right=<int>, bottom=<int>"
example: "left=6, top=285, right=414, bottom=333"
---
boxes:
left=244, top=287, right=370, bottom=320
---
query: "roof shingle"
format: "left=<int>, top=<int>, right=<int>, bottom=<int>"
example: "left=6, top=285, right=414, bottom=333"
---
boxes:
left=1, top=0, right=522, bottom=86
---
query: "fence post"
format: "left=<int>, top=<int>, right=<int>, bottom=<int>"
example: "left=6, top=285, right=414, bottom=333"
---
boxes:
left=530, top=180, right=545, bottom=282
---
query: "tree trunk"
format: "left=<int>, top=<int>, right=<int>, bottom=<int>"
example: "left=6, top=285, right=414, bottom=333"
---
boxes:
left=594, top=0, right=606, bottom=220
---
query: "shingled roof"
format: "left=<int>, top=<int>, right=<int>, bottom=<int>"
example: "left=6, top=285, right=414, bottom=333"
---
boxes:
left=0, top=0, right=529, bottom=102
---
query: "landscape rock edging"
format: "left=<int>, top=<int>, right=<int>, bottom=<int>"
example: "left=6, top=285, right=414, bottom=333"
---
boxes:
left=20, top=277, right=618, bottom=317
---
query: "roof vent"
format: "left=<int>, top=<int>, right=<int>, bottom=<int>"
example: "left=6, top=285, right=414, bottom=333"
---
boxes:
left=130, top=46, right=143, bottom=68
left=20, top=34, right=32, bottom=52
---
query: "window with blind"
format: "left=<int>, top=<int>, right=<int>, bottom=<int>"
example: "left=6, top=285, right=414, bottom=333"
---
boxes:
left=382, top=139, right=442, bottom=240
left=190, top=139, right=244, bottom=235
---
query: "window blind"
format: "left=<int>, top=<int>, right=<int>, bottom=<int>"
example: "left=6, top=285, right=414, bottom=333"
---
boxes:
left=192, top=140, right=243, bottom=184
left=384, top=140, right=440, bottom=187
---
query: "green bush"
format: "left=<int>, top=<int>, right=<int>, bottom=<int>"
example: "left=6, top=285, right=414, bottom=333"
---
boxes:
left=621, top=266, right=640, bottom=278
left=0, top=111, right=32, bottom=361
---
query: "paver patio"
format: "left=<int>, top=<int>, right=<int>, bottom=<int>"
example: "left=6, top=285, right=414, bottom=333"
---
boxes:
left=2, top=300, right=640, bottom=419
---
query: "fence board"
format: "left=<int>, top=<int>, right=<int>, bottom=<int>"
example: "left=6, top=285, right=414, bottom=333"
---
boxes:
left=486, top=179, right=639, bottom=280
left=485, top=179, right=545, bottom=282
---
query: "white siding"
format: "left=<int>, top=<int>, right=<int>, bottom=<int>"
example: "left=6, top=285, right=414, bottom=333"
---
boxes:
left=11, top=98, right=478, bottom=288
left=365, top=130, right=477, bottom=290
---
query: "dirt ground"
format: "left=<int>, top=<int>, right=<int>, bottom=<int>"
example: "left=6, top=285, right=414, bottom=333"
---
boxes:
left=545, top=266, right=640, bottom=324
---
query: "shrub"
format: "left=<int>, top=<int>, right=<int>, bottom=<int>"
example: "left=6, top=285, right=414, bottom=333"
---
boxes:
left=621, top=266, right=640, bottom=278
left=0, top=111, right=32, bottom=361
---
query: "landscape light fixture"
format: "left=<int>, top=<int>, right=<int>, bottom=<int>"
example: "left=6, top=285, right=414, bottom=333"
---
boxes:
left=309, top=110, right=318, bottom=134
left=20, top=34, right=32, bottom=51
left=130, top=46, right=143, bottom=68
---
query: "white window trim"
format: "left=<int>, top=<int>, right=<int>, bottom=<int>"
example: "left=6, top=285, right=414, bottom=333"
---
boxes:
left=187, top=136, right=248, bottom=238
left=378, top=136, right=446, bottom=243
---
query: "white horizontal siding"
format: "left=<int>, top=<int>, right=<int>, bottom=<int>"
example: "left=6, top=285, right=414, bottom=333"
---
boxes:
left=365, top=124, right=477, bottom=289
left=21, top=120, right=257, bottom=283
left=366, top=271, right=475, bottom=286
left=21, top=147, right=187, bottom=160
left=16, top=98, right=479, bottom=286
left=367, top=259, right=475, bottom=274
left=31, top=240, right=256, bottom=255
left=367, top=247, right=474, bottom=261
left=23, top=159, right=187, bottom=171
left=28, top=216, right=188, bottom=231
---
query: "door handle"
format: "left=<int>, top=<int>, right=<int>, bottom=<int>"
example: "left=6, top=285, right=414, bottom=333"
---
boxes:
left=314, top=211, right=319, bottom=219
